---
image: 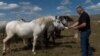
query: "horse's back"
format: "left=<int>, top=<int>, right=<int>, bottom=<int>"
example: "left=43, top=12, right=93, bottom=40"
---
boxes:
left=6, top=21, right=24, bottom=33
left=6, top=20, right=33, bottom=37
left=6, top=21, right=18, bottom=28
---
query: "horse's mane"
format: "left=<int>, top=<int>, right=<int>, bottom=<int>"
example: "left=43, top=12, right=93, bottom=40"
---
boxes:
left=32, top=16, right=54, bottom=25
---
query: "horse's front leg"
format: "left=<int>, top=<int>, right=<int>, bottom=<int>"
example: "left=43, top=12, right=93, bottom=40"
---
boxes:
left=74, top=32, right=78, bottom=39
left=32, top=34, right=38, bottom=55
left=52, top=31, right=56, bottom=45
left=73, top=30, right=80, bottom=43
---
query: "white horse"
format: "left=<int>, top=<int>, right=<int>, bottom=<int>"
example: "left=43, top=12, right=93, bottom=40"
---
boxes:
left=2, top=16, right=66, bottom=55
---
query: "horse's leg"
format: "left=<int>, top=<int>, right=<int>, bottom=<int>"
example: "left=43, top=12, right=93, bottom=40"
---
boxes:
left=55, top=29, right=61, bottom=37
left=3, top=33, right=5, bottom=37
left=74, top=30, right=79, bottom=43
left=44, top=32, right=49, bottom=48
left=23, top=38, right=32, bottom=49
left=3, top=33, right=13, bottom=55
left=23, top=39, right=27, bottom=46
left=74, top=32, right=78, bottom=39
left=27, top=38, right=32, bottom=47
left=32, top=34, right=38, bottom=54
left=52, top=31, right=55, bottom=45
left=43, top=28, right=48, bottom=48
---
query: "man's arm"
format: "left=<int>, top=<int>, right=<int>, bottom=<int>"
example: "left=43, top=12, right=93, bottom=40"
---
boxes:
left=76, top=22, right=86, bottom=29
left=68, top=22, right=79, bottom=29
left=65, top=22, right=86, bottom=29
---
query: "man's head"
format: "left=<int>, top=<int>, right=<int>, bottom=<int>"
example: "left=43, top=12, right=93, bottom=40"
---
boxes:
left=76, top=6, right=84, bottom=15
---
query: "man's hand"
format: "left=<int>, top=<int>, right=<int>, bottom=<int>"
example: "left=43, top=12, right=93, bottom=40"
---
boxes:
left=72, top=26, right=78, bottom=30
left=65, top=27, right=69, bottom=29
left=65, top=26, right=78, bottom=30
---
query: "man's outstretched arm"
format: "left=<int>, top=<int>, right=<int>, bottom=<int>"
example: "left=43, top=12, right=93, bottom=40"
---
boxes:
left=68, top=22, right=79, bottom=29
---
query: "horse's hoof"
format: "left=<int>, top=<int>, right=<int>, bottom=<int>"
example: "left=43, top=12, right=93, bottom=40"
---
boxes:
left=33, top=52, right=36, bottom=55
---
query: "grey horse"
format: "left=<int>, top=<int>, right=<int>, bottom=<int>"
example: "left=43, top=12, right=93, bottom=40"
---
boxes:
left=43, top=16, right=73, bottom=47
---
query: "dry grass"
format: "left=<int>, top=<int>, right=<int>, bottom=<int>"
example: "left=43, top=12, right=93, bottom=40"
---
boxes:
left=0, top=16, right=100, bottom=56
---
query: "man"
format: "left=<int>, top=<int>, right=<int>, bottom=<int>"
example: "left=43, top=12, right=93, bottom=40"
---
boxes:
left=68, top=6, right=92, bottom=56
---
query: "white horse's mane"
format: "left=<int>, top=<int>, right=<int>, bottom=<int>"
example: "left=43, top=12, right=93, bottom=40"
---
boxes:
left=31, top=16, right=55, bottom=25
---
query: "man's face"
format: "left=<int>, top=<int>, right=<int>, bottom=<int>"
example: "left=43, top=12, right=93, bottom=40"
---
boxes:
left=77, top=8, right=82, bottom=15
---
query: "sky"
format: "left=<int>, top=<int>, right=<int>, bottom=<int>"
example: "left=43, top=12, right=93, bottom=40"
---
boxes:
left=0, top=0, right=100, bottom=20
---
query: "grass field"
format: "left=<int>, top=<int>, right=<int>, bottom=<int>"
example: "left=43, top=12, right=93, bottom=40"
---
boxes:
left=0, top=16, right=100, bottom=56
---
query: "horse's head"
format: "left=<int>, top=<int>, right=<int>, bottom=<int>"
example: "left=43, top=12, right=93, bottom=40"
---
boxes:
left=53, top=16, right=65, bottom=29
left=58, top=16, right=73, bottom=26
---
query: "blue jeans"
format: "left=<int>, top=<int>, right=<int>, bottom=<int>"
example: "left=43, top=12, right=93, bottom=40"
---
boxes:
left=80, top=29, right=92, bottom=56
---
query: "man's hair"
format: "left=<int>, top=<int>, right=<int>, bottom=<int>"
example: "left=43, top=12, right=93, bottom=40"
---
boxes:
left=76, top=6, right=84, bottom=10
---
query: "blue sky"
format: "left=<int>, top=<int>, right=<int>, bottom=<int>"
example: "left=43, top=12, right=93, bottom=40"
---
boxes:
left=0, top=0, right=100, bottom=20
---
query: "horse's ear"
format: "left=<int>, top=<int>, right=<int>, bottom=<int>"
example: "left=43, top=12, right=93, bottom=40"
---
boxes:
left=59, top=16, right=64, bottom=21
left=55, top=16, right=58, bottom=19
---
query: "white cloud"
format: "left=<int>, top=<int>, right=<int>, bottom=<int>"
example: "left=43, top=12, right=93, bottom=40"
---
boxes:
left=0, top=2, right=43, bottom=19
left=58, top=10, right=71, bottom=14
left=33, top=6, right=42, bottom=11
left=61, top=0, right=70, bottom=5
left=86, top=3, right=100, bottom=10
left=0, top=13, right=5, bottom=16
left=56, top=6, right=72, bottom=15
left=85, top=0, right=92, bottom=4
left=56, top=0, right=72, bottom=15
left=85, top=0, right=94, bottom=5
left=19, top=2, right=31, bottom=5
left=11, top=3, right=42, bottom=16
left=57, top=6, right=66, bottom=10
left=57, top=6, right=71, bottom=12
left=0, top=2, right=19, bottom=10
left=20, top=6, right=42, bottom=15
left=19, top=2, right=42, bottom=14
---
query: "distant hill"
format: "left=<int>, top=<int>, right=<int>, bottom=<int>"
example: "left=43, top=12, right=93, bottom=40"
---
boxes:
left=70, top=14, right=100, bottom=21
left=90, top=14, right=100, bottom=21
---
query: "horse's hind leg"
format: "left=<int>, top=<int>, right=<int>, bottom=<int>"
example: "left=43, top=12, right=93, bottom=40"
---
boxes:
left=23, top=39, right=27, bottom=46
left=23, top=38, right=32, bottom=49
left=3, top=33, right=13, bottom=55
